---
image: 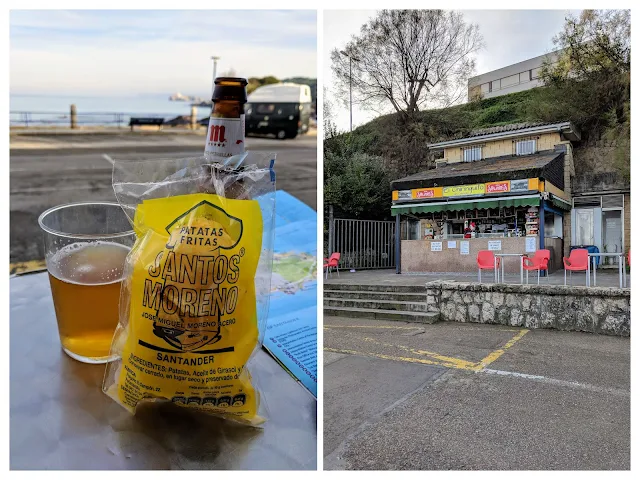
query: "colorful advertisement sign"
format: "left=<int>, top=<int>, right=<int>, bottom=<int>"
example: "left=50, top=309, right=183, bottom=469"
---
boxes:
left=443, top=183, right=485, bottom=197
left=485, top=181, right=510, bottom=194
left=393, top=177, right=540, bottom=202
left=510, top=179, right=530, bottom=193
left=415, top=188, right=436, bottom=199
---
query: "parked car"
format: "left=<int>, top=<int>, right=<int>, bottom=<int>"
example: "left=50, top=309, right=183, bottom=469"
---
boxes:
left=245, top=83, right=312, bottom=139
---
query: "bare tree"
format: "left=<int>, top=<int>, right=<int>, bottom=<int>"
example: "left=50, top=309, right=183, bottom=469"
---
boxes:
left=331, top=10, right=482, bottom=119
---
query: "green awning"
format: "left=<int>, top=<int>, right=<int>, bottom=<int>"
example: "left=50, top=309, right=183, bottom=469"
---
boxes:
left=550, top=194, right=571, bottom=211
left=391, top=194, right=541, bottom=216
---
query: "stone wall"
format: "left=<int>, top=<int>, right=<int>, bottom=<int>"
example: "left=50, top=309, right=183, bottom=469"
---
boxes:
left=424, top=281, right=630, bottom=336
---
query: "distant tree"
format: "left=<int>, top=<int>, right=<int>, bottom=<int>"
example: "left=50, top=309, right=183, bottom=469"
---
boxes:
left=246, top=76, right=281, bottom=94
left=330, top=10, right=482, bottom=119
left=323, top=86, right=339, bottom=139
left=324, top=151, right=391, bottom=220
left=531, top=9, right=630, bottom=178
left=543, top=9, right=630, bottom=82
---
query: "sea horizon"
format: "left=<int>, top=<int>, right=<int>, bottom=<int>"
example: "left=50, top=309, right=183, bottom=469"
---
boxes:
left=10, top=93, right=211, bottom=126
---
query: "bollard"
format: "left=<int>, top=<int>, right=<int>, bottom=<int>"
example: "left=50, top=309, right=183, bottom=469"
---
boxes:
left=190, top=106, right=197, bottom=130
left=70, top=104, right=77, bottom=129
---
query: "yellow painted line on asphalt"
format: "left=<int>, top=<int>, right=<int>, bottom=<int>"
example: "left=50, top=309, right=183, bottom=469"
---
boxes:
left=325, top=347, right=458, bottom=369
left=363, top=337, right=478, bottom=371
left=324, top=324, right=423, bottom=331
left=474, top=328, right=529, bottom=371
left=10, top=260, right=46, bottom=275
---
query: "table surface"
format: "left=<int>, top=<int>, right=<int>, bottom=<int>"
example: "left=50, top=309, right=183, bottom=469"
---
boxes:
left=10, top=272, right=317, bottom=470
left=493, top=253, right=526, bottom=256
left=587, top=253, right=625, bottom=256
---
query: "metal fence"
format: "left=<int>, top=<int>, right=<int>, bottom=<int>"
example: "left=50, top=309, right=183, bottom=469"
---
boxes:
left=329, top=218, right=396, bottom=270
left=10, top=111, right=175, bottom=128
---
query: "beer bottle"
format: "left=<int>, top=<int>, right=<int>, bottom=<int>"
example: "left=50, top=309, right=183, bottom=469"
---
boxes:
left=204, top=77, right=248, bottom=158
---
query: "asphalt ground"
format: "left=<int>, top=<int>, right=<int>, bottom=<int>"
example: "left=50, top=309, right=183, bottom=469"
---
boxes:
left=324, top=316, right=630, bottom=470
left=10, top=134, right=317, bottom=267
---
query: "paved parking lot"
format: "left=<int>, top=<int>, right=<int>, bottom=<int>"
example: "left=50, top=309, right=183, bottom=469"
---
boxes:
left=10, top=133, right=316, bottom=267
left=324, top=316, right=630, bottom=470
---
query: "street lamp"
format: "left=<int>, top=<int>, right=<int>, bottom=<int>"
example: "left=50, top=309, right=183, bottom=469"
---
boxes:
left=210, top=56, right=221, bottom=97
left=340, top=50, right=360, bottom=132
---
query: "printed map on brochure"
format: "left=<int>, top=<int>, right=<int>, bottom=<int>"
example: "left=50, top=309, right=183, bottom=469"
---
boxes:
left=263, top=190, right=317, bottom=397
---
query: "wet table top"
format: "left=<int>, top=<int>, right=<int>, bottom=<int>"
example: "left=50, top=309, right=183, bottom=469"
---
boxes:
left=10, top=272, right=317, bottom=470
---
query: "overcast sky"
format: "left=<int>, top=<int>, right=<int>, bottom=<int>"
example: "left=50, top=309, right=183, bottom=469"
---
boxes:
left=10, top=10, right=317, bottom=96
left=324, top=9, right=582, bottom=132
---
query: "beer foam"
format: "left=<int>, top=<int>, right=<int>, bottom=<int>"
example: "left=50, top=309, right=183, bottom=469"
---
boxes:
left=49, top=241, right=131, bottom=286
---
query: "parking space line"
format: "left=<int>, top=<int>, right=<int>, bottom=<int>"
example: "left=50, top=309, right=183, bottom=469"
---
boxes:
left=473, top=328, right=529, bottom=371
left=362, top=337, right=478, bottom=371
left=481, top=368, right=630, bottom=397
left=324, top=324, right=424, bottom=331
left=324, top=347, right=454, bottom=369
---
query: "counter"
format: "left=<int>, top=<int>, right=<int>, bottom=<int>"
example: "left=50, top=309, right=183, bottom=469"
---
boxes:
left=401, top=236, right=535, bottom=274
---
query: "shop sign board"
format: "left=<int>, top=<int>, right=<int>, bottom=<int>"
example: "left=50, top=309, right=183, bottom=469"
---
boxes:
left=510, top=179, right=530, bottom=193
left=525, top=236, right=537, bottom=253
left=414, top=188, right=438, bottom=199
left=431, top=241, right=443, bottom=252
left=488, top=240, right=502, bottom=251
left=485, top=181, right=510, bottom=194
left=392, top=178, right=539, bottom=202
left=447, top=240, right=457, bottom=249
left=460, top=241, right=470, bottom=255
left=443, top=183, right=485, bottom=197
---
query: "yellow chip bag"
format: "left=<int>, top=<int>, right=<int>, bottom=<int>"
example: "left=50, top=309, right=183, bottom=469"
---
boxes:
left=104, top=154, right=276, bottom=425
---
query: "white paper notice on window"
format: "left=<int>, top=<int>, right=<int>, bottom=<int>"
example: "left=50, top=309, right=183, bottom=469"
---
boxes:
left=526, top=236, right=537, bottom=253
left=431, top=241, right=443, bottom=252
left=447, top=240, right=457, bottom=249
left=488, top=240, right=502, bottom=251
left=460, top=241, right=470, bottom=255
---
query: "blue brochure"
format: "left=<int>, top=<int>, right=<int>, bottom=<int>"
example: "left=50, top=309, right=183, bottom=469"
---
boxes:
left=263, top=190, right=317, bottom=397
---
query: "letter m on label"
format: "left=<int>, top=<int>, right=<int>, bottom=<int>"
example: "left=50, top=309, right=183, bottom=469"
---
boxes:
left=143, top=279, right=162, bottom=310
left=209, top=125, right=226, bottom=142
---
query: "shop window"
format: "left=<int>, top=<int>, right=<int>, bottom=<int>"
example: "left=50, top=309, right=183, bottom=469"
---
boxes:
left=481, top=83, right=490, bottom=94
left=515, top=139, right=536, bottom=155
left=491, top=80, right=500, bottom=92
left=602, top=194, right=624, bottom=208
left=463, top=145, right=482, bottom=162
left=519, top=71, right=531, bottom=83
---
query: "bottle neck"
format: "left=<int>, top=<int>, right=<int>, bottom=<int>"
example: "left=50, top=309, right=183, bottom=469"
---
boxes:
left=211, top=100, right=243, bottom=119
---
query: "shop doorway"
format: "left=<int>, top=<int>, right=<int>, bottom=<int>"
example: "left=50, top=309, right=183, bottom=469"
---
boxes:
left=603, top=210, right=623, bottom=265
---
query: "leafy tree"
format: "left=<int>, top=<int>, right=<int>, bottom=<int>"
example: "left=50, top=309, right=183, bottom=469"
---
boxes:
left=324, top=151, right=391, bottom=220
left=532, top=9, right=630, bottom=178
left=246, top=76, right=281, bottom=94
left=330, top=10, right=482, bottom=119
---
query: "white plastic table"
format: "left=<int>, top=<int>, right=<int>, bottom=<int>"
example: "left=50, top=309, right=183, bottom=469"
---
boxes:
left=587, top=253, right=627, bottom=288
left=493, top=253, right=525, bottom=284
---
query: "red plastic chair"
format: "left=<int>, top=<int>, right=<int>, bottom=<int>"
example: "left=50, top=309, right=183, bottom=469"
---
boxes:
left=324, top=252, right=341, bottom=279
left=627, top=250, right=630, bottom=267
left=563, top=249, right=589, bottom=286
left=523, top=249, right=551, bottom=284
left=477, top=250, right=500, bottom=283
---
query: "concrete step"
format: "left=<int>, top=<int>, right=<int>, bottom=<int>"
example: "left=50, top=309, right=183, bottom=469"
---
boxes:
left=324, top=289, right=427, bottom=302
left=324, top=283, right=426, bottom=293
left=324, top=297, right=431, bottom=313
left=323, top=305, right=439, bottom=324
